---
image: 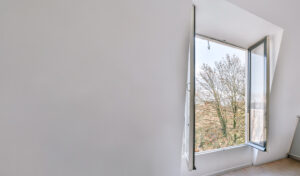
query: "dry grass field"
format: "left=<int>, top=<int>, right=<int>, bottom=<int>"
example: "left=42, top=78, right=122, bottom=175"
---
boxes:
left=195, top=102, right=245, bottom=152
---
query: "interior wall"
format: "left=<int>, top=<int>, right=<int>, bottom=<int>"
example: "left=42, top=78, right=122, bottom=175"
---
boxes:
left=227, top=0, right=300, bottom=165
left=0, top=0, right=191, bottom=176
left=182, top=146, right=252, bottom=176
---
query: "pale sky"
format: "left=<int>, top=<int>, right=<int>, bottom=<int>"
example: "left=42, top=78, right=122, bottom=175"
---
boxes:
left=195, top=37, right=246, bottom=73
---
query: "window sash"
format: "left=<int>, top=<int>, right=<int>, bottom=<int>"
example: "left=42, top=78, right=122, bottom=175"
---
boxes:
left=184, top=5, right=196, bottom=171
left=247, top=36, right=269, bottom=151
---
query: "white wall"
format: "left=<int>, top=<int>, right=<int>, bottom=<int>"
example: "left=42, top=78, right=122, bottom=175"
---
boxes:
left=228, top=0, right=300, bottom=165
left=182, top=146, right=253, bottom=176
left=0, top=0, right=191, bottom=176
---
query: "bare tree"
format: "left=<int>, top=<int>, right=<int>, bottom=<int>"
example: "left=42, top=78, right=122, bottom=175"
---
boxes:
left=216, top=55, right=245, bottom=129
left=198, top=64, right=228, bottom=137
left=197, top=55, right=245, bottom=139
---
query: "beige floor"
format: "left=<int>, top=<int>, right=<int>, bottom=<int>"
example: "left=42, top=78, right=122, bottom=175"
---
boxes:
left=221, top=158, right=300, bottom=176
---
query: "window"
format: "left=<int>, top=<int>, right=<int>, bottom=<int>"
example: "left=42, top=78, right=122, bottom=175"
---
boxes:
left=248, top=37, right=269, bottom=151
left=184, top=2, right=278, bottom=171
left=195, top=36, right=247, bottom=152
left=184, top=32, right=269, bottom=170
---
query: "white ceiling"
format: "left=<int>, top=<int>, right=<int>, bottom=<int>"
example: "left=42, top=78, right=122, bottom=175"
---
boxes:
left=194, top=0, right=283, bottom=48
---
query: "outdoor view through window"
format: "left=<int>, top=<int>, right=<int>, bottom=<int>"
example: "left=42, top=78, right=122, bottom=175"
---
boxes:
left=195, top=37, right=246, bottom=152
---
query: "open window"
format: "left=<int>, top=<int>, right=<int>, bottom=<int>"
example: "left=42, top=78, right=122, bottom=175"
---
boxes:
left=185, top=33, right=269, bottom=169
left=189, top=34, right=269, bottom=154
left=191, top=35, right=269, bottom=153
left=247, top=37, right=269, bottom=151
left=185, top=0, right=282, bottom=172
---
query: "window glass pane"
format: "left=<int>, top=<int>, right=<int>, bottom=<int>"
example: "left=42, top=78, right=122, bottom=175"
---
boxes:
left=195, top=37, right=246, bottom=152
left=249, top=42, right=267, bottom=147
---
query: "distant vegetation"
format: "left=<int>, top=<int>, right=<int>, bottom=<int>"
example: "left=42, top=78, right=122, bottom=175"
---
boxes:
left=195, top=55, right=245, bottom=152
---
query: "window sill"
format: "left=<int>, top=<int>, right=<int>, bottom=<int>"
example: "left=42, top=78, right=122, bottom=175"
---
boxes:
left=195, top=144, right=248, bottom=155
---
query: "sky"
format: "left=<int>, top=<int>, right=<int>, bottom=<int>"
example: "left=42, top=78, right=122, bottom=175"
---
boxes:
left=195, top=37, right=246, bottom=72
